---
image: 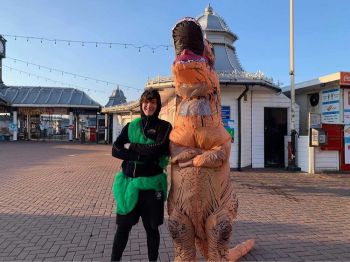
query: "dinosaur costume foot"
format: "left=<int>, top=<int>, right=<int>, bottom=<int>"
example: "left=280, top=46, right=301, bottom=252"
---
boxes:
left=227, top=239, right=255, bottom=262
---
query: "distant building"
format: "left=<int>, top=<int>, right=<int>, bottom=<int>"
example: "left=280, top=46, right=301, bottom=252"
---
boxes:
left=105, top=86, right=127, bottom=107
left=0, top=35, right=101, bottom=142
left=284, top=72, right=350, bottom=172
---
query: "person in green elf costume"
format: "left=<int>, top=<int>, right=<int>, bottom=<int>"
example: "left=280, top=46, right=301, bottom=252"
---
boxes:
left=111, top=88, right=172, bottom=262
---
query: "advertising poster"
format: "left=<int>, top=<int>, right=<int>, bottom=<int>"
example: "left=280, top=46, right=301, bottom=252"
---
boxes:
left=221, top=106, right=234, bottom=142
left=344, top=125, right=350, bottom=164
left=321, top=88, right=340, bottom=124
left=343, top=89, right=350, bottom=124
left=223, top=120, right=235, bottom=142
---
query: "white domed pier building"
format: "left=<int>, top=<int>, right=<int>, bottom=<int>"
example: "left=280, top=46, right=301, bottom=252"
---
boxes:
left=103, top=5, right=299, bottom=170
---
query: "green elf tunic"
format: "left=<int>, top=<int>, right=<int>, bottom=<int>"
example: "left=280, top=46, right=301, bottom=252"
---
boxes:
left=112, top=117, right=168, bottom=215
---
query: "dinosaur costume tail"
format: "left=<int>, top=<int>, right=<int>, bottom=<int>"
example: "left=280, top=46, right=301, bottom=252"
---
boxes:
left=228, top=239, right=255, bottom=262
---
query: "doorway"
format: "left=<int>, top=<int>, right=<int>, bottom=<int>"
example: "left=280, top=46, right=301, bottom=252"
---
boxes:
left=264, top=107, right=288, bottom=167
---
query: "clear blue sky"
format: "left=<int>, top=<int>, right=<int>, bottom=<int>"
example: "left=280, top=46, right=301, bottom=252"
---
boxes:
left=1, top=0, right=349, bottom=105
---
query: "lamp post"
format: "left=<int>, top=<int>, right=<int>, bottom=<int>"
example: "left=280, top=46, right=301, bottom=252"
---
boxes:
left=287, top=0, right=301, bottom=171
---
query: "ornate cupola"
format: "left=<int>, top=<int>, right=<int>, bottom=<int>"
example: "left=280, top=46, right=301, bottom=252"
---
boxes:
left=197, top=4, right=243, bottom=72
left=105, top=86, right=127, bottom=107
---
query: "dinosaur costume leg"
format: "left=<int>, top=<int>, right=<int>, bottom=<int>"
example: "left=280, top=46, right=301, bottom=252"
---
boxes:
left=168, top=208, right=196, bottom=261
left=205, top=213, right=233, bottom=261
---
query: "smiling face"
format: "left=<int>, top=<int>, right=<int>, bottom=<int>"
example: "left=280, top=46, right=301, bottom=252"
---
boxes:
left=141, top=98, right=158, bottom=116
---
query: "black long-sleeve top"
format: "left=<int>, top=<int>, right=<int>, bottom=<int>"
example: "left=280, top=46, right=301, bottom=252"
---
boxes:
left=112, top=116, right=172, bottom=177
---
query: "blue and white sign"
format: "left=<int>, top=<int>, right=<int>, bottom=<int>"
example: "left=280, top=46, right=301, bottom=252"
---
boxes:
left=221, top=106, right=230, bottom=120
left=321, top=88, right=340, bottom=124
left=344, top=89, right=350, bottom=124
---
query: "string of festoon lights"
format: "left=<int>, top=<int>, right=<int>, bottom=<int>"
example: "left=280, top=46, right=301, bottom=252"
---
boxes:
left=5, top=57, right=141, bottom=91
left=3, top=65, right=110, bottom=94
left=2, top=34, right=172, bottom=53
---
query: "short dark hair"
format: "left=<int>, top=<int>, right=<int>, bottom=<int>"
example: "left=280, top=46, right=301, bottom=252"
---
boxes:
left=140, top=88, right=160, bottom=104
left=139, top=88, right=162, bottom=117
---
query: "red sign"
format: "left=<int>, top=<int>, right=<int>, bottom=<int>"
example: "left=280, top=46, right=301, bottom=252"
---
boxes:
left=68, top=124, right=74, bottom=130
left=340, top=72, right=350, bottom=86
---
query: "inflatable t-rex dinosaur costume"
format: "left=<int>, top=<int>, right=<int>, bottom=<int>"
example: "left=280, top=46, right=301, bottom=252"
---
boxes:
left=167, top=17, right=255, bottom=262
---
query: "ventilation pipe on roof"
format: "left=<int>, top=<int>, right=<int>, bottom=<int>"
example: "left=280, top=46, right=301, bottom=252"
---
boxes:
left=237, top=85, right=250, bottom=171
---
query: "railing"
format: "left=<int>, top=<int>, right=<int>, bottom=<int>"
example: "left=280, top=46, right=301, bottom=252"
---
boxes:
left=146, top=70, right=277, bottom=86
left=146, top=76, right=174, bottom=86
left=217, top=70, right=274, bottom=83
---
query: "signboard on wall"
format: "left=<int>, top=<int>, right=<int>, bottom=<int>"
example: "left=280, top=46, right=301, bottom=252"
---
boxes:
left=221, top=106, right=234, bottom=143
left=309, top=113, right=321, bottom=128
left=344, top=89, right=350, bottom=124
left=18, top=107, right=68, bottom=115
left=321, top=88, right=340, bottom=124
left=223, top=120, right=235, bottom=143
left=221, top=106, right=230, bottom=120
left=340, top=72, right=350, bottom=86
left=344, top=125, right=350, bottom=164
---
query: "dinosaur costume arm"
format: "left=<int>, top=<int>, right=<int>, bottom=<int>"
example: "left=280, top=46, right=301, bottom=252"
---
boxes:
left=171, top=144, right=227, bottom=168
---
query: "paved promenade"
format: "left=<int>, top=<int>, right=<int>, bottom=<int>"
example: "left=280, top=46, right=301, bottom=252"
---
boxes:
left=0, top=142, right=350, bottom=261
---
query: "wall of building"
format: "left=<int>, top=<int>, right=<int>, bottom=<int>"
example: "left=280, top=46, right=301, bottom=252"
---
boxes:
left=296, top=136, right=309, bottom=172
left=295, top=95, right=309, bottom=136
left=252, top=90, right=299, bottom=168
left=221, top=87, right=243, bottom=169
left=290, top=135, right=339, bottom=172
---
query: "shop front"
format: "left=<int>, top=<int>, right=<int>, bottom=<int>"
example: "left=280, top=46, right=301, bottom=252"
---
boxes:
left=0, top=86, right=101, bottom=142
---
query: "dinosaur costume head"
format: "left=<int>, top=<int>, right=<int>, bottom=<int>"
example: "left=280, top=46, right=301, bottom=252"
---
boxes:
left=167, top=17, right=255, bottom=261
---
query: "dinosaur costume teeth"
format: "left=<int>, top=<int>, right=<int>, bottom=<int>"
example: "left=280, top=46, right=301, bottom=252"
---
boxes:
left=167, top=17, right=255, bottom=261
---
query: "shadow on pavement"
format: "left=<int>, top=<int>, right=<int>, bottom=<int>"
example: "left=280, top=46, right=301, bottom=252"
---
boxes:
left=1, top=213, right=349, bottom=261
